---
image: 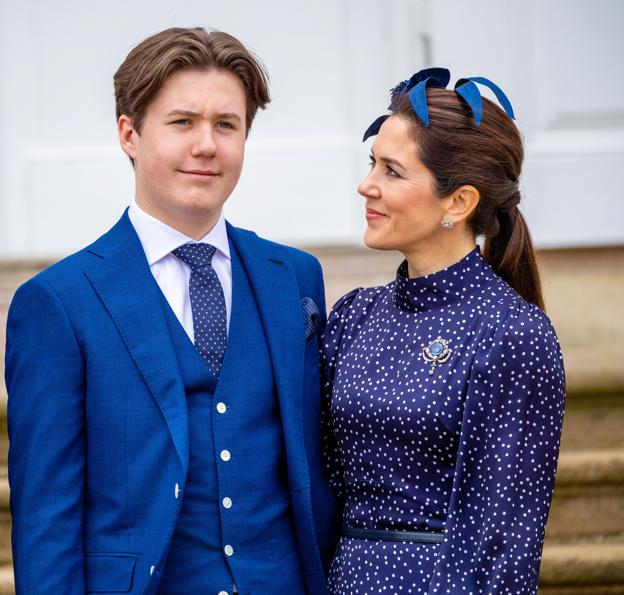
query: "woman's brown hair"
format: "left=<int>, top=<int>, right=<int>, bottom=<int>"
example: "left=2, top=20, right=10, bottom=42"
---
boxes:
left=393, top=88, right=544, bottom=309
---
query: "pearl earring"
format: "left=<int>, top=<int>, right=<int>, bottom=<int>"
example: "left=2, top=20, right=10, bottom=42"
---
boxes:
left=441, top=217, right=454, bottom=229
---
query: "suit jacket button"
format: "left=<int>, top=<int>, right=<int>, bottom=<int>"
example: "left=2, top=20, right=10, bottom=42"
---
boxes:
left=174, top=483, right=181, bottom=498
left=222, top=496, right=233, bottom=509
left=220, top=450, right=231, bottom=462
left=224, top=544, right=234, bottom=556
left=216, top=402, right=227, bottom=414
left=218, top=591, right=229, bottom=595
left=150, top=565, right=156, bottom=576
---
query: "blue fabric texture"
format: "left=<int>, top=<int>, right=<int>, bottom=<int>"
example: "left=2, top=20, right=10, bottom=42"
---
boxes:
left=159, top=241, right=305, bottom=594
left=172, top=242, right=227, bottom=377
left=454, top=79, right=484, bottom=125
left=5, top=210, right=338, bottom=595
left=321, top=248, right=566, bottom=594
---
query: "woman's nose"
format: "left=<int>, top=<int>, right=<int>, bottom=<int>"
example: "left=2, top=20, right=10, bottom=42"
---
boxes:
left=357, top=172, right=379, bottom=199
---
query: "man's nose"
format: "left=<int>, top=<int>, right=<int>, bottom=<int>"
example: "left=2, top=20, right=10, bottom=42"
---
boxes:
left=191, top=126, right=218, bottom=157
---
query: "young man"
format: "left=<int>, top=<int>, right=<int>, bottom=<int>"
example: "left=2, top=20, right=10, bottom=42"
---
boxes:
left=6, top=27, right=337, bottom=594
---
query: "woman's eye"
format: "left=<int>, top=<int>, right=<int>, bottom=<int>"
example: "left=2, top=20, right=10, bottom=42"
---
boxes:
left=386, top=166, right=400, bottom=178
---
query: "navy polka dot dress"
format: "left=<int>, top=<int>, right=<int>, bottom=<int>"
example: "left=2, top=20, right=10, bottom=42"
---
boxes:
left=321, top=247, right=566, bottom=594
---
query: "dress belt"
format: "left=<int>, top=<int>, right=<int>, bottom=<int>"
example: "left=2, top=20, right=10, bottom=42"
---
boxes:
left=341, top=525, right=444, bottom=544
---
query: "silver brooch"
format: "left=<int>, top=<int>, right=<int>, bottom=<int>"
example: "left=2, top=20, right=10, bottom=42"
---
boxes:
left=422, top=337, right=452, bottom=375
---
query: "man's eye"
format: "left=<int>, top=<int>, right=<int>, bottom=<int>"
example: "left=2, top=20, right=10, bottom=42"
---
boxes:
left=217, top=121, right=234, bottom=129
left=172, top=119, right=191, bottom=125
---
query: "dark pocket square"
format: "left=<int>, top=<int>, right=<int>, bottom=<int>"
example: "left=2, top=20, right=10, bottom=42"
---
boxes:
left=301, top=297, right=321, bottom=341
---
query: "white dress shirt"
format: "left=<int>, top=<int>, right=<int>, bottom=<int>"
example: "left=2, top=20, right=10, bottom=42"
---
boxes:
left=128, top=199, right=232, bottom=342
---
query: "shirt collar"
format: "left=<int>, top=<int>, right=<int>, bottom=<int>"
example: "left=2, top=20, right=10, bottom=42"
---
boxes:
left=128, top=198, right=231, bottom=266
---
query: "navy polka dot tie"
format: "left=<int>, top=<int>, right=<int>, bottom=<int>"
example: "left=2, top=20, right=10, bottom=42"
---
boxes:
left=173, top=243, right=227, bottom=377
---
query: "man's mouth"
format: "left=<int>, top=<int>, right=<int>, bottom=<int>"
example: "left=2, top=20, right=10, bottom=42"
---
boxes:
left=179, top=169, right=219, bottom=180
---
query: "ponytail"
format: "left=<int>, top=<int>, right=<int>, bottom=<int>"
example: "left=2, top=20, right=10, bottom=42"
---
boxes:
left=393, top=87, right=546, bottom=310
left=483, top=207, right=544, bottom=310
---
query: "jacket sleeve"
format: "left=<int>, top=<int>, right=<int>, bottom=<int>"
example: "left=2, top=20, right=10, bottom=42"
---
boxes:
left=428, top=305, right=566, bottom=594
left=5, top=276, right=86, bottom=594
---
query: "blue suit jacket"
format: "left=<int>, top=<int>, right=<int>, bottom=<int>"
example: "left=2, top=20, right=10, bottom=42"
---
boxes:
left=5, top=211, right=338, bottom=594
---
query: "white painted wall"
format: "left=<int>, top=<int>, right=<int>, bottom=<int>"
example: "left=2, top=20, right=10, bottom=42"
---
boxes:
left=0, top=0, right=429, bottom=258
left=430, top=0, right=624, bottom=248
left=0, top=0, right=621, bottom=258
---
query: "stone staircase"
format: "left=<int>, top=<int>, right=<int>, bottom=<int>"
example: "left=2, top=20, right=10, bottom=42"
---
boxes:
left=1, top=247, right=623, bottom=593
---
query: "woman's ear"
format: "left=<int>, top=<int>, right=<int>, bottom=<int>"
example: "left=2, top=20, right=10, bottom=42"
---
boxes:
left=445, top=185, right=480, bottom=224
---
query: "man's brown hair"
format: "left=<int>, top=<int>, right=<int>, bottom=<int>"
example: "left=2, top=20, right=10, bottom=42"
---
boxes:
left=114, top=27, right=270, bottom=136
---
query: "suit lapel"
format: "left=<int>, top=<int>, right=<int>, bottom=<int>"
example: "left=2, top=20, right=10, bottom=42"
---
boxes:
left=226, top=223, right=309, bottom=489
left=84, top=211, right=189, bottom=472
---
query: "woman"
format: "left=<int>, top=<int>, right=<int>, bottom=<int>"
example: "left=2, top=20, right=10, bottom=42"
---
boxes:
left=321, top=68, right=566, bottom=594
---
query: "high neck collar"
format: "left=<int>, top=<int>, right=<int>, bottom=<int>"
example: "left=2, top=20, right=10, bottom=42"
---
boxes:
left=394, top=247, right=490, bottom=312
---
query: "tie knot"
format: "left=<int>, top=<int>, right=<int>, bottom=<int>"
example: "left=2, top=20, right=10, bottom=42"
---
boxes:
left=172, top=243, right=217, bottom=270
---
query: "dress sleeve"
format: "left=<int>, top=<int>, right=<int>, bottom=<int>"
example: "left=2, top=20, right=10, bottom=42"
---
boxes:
left=429, top=304, right=566, bottom=595
left=320, top=288, right=361, bottom=502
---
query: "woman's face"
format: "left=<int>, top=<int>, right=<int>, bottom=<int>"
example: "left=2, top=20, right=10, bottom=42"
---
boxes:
left=358, top=116, right=448, bottom=254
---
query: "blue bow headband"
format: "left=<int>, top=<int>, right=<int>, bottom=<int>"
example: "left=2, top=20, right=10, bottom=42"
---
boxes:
left=362, top=67, right=515, bottom=141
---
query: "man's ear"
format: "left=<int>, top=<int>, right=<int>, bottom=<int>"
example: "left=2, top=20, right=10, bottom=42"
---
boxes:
left=118, top=115, right=138, bottom=161
left=445, top=185, right=480, bottom=224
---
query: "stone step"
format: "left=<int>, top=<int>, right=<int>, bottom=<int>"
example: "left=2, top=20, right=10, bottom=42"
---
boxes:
left=539, top=539, right=624, bottom=593
left=561, top=393, right=624, bottom=452
left=0, top=391, right=6, bottom=471
left=539, top=588, right=624, bottom=595
left=0, top=565, right=13, bottom=595
left=0, top=476, right=9, bottom=566
left=546, top=450, right=624, bottom=540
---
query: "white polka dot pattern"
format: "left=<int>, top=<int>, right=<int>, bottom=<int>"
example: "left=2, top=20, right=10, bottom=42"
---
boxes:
left=173, top=242, right=227, bottom=377
left=321, top=247, right=566, bottom=594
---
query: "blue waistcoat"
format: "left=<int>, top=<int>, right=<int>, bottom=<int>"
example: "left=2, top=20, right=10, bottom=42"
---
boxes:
left=157, top=241, right=306, bottom=595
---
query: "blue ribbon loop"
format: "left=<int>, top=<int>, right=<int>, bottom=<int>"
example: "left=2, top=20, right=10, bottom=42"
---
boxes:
left=362, top=68, right=515, bottom=140
left=407, top=78, right=438, bottom=126
left=454, top=80, right=483, bottom=125
left=455, top=76, right=515, bottom=123
left=363, top=114, right=390, bottom=142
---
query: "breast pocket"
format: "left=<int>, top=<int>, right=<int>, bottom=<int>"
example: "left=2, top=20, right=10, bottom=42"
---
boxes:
left=85, top=553, right=138, bottom=593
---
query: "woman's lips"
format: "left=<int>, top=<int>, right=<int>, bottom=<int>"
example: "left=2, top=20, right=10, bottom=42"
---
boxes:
left=366, top=208, right=386, bottom=220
